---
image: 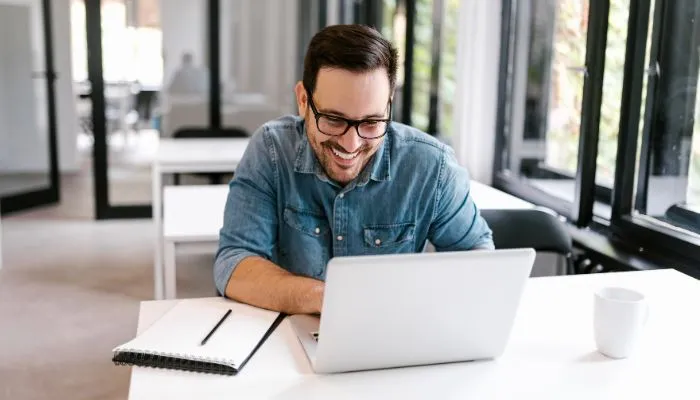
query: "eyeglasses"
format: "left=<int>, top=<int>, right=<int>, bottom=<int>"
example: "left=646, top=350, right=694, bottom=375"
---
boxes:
left=306, top=91, right=392, bottom=140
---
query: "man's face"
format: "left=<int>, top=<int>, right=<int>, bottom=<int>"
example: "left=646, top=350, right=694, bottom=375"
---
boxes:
left=295, top=68, right=391, bottom=185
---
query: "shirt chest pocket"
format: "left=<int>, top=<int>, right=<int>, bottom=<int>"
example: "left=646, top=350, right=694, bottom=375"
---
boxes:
left=363, top=222, right=416, bottom=251
left=283, top=207, right=330, bottom=237
left=281, top=207, right=330, bottom=278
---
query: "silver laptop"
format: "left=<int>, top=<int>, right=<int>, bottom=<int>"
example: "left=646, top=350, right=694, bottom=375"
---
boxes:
left=289, top=248, right=536, bottom=374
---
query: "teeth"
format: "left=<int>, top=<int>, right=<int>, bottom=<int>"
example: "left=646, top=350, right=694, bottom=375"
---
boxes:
left=331, top=147, right=358, bottom=160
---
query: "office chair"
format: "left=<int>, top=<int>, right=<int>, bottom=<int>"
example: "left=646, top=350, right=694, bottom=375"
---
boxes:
left=172, top=127, right=249, bottom=185
left=480, top=208, right=574, bottom=275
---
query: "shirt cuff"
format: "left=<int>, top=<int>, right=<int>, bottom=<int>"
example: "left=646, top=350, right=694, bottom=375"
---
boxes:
left=213, top=249, right=259, bottom=296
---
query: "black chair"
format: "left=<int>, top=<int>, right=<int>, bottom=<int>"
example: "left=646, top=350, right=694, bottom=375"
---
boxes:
left=481, top=208, right=574, bottom=275
left=172, top=127, right=249, bottom=185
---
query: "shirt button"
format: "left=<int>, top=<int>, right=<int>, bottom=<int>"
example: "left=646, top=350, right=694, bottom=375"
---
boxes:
left=337, top=235, right=344, bottom=241
left=375, top=239, right=382, bottom=246
left=339, top=193, right=345, bottom=199
left=315, top=227, right=320, bottom=234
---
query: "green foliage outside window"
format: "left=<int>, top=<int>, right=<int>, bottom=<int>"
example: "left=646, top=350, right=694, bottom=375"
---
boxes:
left=545, top=1, right=587, bottom=175
left=411, top=0, right=433, bottom=131
left=439, top=0, right=460, bottom=139
left=597, top=0, right=628, bottom=186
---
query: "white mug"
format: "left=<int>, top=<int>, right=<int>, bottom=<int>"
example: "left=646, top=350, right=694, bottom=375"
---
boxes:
left=594, top=287, right=649, bottom=359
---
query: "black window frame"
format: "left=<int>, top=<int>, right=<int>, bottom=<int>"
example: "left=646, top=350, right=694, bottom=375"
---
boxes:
left=0, top=0, right=61, bottom=216
left=494, top=0, right=609, bottom=227
left=494, top=0, right=700, bottom=271
left=342, top=0, right=448, bottom=137
left=610, top=0, right=700, bottom=261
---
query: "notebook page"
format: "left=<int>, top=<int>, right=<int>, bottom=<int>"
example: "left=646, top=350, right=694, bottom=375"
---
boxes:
left=114, top=298, right=279, bottom=368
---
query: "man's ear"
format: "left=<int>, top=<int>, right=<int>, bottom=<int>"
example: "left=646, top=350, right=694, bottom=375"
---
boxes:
left=294, top=81, right=307, bottom=117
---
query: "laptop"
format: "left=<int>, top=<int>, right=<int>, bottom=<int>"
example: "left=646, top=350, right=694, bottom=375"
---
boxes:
left=289, top=248, right=536, bottom=374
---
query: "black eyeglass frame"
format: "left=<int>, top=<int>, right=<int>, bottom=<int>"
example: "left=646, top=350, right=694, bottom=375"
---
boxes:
left=305, top=89, right=393, bottom=139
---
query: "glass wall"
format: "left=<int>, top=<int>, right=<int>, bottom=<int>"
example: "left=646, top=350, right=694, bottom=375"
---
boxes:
left=0, top=0, right=59, bottom=214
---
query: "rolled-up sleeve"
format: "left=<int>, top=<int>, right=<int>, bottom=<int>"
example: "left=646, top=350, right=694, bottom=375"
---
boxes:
left=428, top=148, right=494, bottom=251
left=214, top=127, right=278, bottom=296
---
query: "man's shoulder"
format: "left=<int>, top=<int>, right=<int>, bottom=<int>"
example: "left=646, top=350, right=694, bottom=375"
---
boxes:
left=260, top=115, right=302, bottom=133
left=389, top=122, right=452, bottom=158
left=253, top=115, right=303, bottom=148
left=245, top=115, right=304, bottom=166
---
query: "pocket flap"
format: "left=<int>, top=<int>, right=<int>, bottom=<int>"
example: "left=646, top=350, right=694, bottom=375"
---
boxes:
left=364, top=223, right=416, bottom=247
left=284, top=207, right=330, bottom=237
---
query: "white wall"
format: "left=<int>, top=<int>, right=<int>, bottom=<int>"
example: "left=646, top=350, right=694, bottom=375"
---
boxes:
left=452, top=0, right=501, bottom=184
left=0, top=0, right=78, bottom=174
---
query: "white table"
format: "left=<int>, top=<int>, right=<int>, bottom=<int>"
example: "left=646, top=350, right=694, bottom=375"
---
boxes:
left=152, top=138, right=250, bottom=299
left=128, top=269, right=700, bottom=399
left=470, top=180, right=534, bottom=209
left=162, top=185, right=228, bottom=298
left=159, top=181, right=534, bottom=299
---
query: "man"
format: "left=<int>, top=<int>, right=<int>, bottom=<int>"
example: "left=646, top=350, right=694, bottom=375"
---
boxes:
left=214, top=25, right=493, bottom=315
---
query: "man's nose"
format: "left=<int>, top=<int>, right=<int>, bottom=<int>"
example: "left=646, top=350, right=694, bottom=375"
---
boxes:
left=336, top=127, right=363, bottom=152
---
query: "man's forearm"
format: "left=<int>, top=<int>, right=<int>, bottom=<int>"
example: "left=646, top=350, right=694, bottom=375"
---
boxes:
left=224, top=256, right=324, bottom=314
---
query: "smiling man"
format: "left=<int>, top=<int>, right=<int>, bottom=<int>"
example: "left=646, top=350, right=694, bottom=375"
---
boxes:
left=214, top=25, right=493, bottom=314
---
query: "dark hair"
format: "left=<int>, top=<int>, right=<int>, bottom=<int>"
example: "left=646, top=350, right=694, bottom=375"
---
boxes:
left=302, top=24, right=399, bottom=95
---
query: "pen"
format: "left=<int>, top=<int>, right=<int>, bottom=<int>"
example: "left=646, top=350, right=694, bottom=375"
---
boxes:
left=200, top=309, right=232, bottom=346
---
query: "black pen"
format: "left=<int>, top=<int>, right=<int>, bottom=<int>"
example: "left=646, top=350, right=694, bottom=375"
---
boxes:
left=200, top=309, right=232, bottom=346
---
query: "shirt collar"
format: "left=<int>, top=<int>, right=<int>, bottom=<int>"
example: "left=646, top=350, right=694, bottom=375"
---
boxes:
left=293, top=119, right=392, bottom=186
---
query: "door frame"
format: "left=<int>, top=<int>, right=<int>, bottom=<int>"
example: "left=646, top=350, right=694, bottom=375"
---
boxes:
left=85, top=0, right=150, bottom=219
left=86, top=0, right=225, bottom=219
left=0, top=0, right=60, bottom=216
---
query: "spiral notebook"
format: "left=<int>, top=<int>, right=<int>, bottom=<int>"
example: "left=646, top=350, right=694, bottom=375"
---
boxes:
left=112, top=298, right=285, bottom=376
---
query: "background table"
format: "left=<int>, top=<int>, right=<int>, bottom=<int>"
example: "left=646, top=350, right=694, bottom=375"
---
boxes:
left=162, top=185, right=228, bottom=298
left=159, top=181, right=535, bottom=299
left=152, top=138, right=250, bottom=299
left=128, top=269, right=700, bottom=399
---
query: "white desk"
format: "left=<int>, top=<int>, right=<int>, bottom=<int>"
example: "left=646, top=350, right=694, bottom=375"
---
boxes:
left=152, top=138, right=250, bottom=299
left=128, top=269, right=700, bottom=399
left=470, top=180, right=535, bottom=209
left=162, top=185, right=228, bottom=298
left=159, top=181, right=534, bottom=299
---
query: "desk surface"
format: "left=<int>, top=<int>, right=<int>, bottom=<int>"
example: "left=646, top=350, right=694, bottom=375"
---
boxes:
left=155, top=138, right=250, bottom=170
left=128, top=269, right=699, bottom=399
left=161, top=181, right=533, bottom=242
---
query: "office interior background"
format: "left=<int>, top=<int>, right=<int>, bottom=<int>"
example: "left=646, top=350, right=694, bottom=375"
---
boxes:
left=0, top=0, right=698, bottom=398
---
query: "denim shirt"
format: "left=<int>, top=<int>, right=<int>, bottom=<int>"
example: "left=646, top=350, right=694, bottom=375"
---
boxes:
left=214, top=115, right=494, bottom=295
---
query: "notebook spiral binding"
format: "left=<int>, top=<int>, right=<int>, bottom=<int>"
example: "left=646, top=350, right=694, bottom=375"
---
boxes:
left=112, top=349, right=238, bottom=375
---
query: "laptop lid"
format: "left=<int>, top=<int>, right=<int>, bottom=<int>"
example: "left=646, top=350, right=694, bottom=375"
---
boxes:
left=312, top=248, right=535, bottom=373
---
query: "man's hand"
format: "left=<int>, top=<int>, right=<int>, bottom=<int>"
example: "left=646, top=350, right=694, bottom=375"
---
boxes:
left=308, top=283, right=325, bottom=314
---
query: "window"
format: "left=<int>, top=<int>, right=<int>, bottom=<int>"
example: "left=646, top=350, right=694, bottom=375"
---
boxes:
left=378, top=0, right=454, bottom=140
left=381, top=0, right=407, bottom=121
left=410, top=0, right=433, bottom=131
left=597, top=1, right=629, bottom=190
left=631, top=0, right=700, bottom=237
left=438, top=0, right=460, bottom=139
left=496, top=0, right=594, bottom=218
left=70, top=0, right=163, bottom=85
left=496, top=0, right=700, bottom=269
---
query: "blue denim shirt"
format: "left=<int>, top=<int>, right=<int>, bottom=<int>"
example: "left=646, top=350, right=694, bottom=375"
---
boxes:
left=214, top=115, right=494, bottom=295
